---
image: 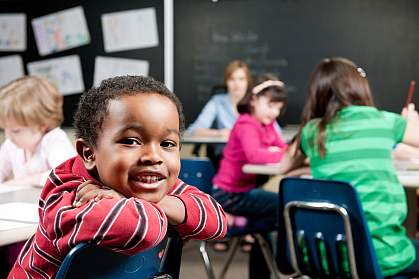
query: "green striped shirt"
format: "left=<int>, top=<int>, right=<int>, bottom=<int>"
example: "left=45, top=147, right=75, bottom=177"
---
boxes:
left=301, top=105, right=414, bottom=276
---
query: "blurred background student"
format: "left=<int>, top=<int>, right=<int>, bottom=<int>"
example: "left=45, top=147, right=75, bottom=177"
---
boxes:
left=187, top=60, right=252, bottom=170
left=280, top=57, right=419, bottom=277
left=0, top=76, right=76, bottom=277
left=211, top=73, right=288, bottom=279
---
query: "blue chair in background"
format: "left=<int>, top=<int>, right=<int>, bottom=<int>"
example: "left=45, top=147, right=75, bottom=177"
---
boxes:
left=277, top=177, right=410, bottom=279
left=56, top=229, right=182, bottom=279
left=180, top=157, right=280, bottom=279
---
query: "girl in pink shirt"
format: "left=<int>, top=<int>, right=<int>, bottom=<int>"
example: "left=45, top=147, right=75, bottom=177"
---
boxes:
left=212, top=74, right=288, bottom=279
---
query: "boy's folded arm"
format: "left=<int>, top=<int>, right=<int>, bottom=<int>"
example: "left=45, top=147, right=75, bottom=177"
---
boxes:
left=168, top=184, right=227, bottom=241
left=42, top=191, right=168, bottom=255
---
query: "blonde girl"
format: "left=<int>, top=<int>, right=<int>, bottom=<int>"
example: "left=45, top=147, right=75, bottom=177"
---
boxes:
left=0, top=76, right=76, bottom=186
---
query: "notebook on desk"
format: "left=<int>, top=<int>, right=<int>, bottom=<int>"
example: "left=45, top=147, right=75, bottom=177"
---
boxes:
left=0, top=202, right=38, bottom=227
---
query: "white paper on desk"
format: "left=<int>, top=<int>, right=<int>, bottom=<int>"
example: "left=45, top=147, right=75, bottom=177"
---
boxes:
left=0, top=220, right=34, bottom=231
left=0, top=185, right=23, bottom=194
left=31, top=6, right=90, bottom=56
left=0, top=202, right=38, bottom=223
left=0, top=13, right=26, bottom=51
left=0, top=55, right=24, bottom=87
left=93, top=56, right=149, bottom=86
left=101, top=8, right=159, bottom=53
left=27, top=55, right=84, bottom=95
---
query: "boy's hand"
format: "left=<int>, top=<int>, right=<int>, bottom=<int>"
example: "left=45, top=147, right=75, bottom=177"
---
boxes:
left=73, top=180, right=124, bottom=207
left=157, top=195, right=186, bottom=225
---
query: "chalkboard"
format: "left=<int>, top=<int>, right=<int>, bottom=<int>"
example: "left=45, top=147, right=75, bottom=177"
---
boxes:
left=0, top=0, right=165, bottom=126
left=174, top=0, right=419, bottom=125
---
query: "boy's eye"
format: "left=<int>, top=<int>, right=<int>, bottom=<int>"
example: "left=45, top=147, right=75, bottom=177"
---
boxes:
left=119, top=138, right=141, bottom=145
left=161, top=140, right=177, bottom=149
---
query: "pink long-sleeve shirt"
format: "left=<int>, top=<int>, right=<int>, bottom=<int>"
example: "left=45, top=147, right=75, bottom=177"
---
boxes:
left=213, top=114, right=287, bottom=193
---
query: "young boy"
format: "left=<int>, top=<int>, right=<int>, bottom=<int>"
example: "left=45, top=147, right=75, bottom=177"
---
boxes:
left=8, top=76, right=227, bottom=278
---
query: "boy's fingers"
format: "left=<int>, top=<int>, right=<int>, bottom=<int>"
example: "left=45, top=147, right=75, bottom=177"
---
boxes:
left=74, top=190, right=101, bottom=207
left=76, top=180, right=94, bottom=192
left=76, top=181, right=101, bottom=199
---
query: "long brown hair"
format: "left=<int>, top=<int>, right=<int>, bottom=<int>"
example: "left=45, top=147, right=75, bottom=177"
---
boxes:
left=295, top=57, right=374, bottom=157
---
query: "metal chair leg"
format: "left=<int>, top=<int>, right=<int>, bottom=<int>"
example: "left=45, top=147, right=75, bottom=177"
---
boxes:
left=218, top=237, right=241, bottom=279
left=254, top=233, right=289, bottom=279
left=199, top=241, right=217, bottom=279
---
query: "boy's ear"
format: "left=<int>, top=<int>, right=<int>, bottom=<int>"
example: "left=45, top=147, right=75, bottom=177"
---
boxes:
left=75, top=139, right=96, bottom=171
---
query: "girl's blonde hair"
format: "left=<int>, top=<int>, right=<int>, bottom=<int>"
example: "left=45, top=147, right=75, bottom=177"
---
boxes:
left=0, top=76, right=64, bottom=130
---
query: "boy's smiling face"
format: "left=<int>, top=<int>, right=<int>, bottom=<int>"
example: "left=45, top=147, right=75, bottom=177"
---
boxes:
left=84, top=93, right=181, bottom=203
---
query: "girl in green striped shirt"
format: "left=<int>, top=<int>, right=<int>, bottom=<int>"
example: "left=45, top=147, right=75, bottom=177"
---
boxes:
left=280, top=57, right=419, bottom=277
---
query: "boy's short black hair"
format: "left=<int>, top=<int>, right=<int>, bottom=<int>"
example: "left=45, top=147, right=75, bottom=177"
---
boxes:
left=74, top=75, right=185, bottom=147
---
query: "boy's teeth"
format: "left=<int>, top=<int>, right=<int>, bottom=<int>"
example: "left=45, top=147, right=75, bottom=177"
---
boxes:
left=139, top=176, right=161, bottom=183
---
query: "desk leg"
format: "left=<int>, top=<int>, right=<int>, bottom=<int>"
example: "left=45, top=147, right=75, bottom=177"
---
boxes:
left=403, top=187, right=418, bottom=238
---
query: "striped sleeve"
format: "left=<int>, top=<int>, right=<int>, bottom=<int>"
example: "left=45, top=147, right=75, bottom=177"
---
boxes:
left=382, top=111, right=407, bottom=143
left=42, top=188, right=168, bottom=256
left=169, top=180, right=227, bottom=240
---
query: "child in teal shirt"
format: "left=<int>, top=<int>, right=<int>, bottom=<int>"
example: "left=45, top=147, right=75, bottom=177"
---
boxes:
left=280, top=57, right=419, bottom=277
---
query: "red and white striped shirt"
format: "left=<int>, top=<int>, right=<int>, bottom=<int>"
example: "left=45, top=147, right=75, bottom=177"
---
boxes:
left=9, top=156, right=227, bottom=279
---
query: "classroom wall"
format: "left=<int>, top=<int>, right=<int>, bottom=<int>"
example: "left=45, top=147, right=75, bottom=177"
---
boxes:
left=2, top=1, right=419, bottom=127
left=0, top=0, right=165, bottom=127
left=174, top=0, right=419, bottom=125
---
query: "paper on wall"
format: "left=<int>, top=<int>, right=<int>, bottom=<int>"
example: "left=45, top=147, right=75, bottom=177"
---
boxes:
left=101, top=7, right=158, bottom=53
left=32, top=6, right=90, bottom=56
left=27, top=55, right=84, bottom=95
left=0, top=55, right=24, bottom=87
left=94, top=56, right=149, bottom=86
left=0, top=13, right=26, bottom=51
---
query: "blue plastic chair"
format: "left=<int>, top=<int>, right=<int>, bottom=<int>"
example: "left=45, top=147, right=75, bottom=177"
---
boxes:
left=277, top=177, right=410, bottom=279
left=56, top=230, right=182, bottom=279
left=180, top=157, right=280, bottom=279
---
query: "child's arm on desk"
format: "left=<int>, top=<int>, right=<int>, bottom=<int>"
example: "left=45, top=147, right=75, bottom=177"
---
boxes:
left=74, top=180, right=228, bottom=241
left=162, top=180, right=228, bottom=241
left=278, top=142, right=308, bottom=175
left=402, top=103, right=419, bottom=147
left=42, top=179, right=169, bottom=255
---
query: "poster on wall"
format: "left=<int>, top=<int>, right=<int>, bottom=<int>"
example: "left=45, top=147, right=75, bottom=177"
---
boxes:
left=27, top=55, right=84, bottom=95
left=93, top=56, right=149, bottom=86
left=0, top=55, right=24, bottom=87
left=101, top=7, right=158, bottom=53
left=0, top=13, right=26, bottom=51
left=31, top=6, right=90, bottom=56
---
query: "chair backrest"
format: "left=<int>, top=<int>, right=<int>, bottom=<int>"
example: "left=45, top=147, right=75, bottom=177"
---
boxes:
left=180, top=157, right=215, bottom=194
left=277, top=177, right=383, bottom=279
left=56, top=230, right=183, bottom=279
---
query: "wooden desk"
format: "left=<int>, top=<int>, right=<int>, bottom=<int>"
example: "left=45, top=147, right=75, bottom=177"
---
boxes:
left=0, top=185, right=41, bottom=246
left=181, top=135, right=228, bottom=145
left=242, top=163, right=281, bottom=176
left=181, top=125, right=297, bottom=154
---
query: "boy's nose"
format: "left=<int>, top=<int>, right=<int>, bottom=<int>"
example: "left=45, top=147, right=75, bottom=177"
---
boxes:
left=139, top=144, right=163, bottom=164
